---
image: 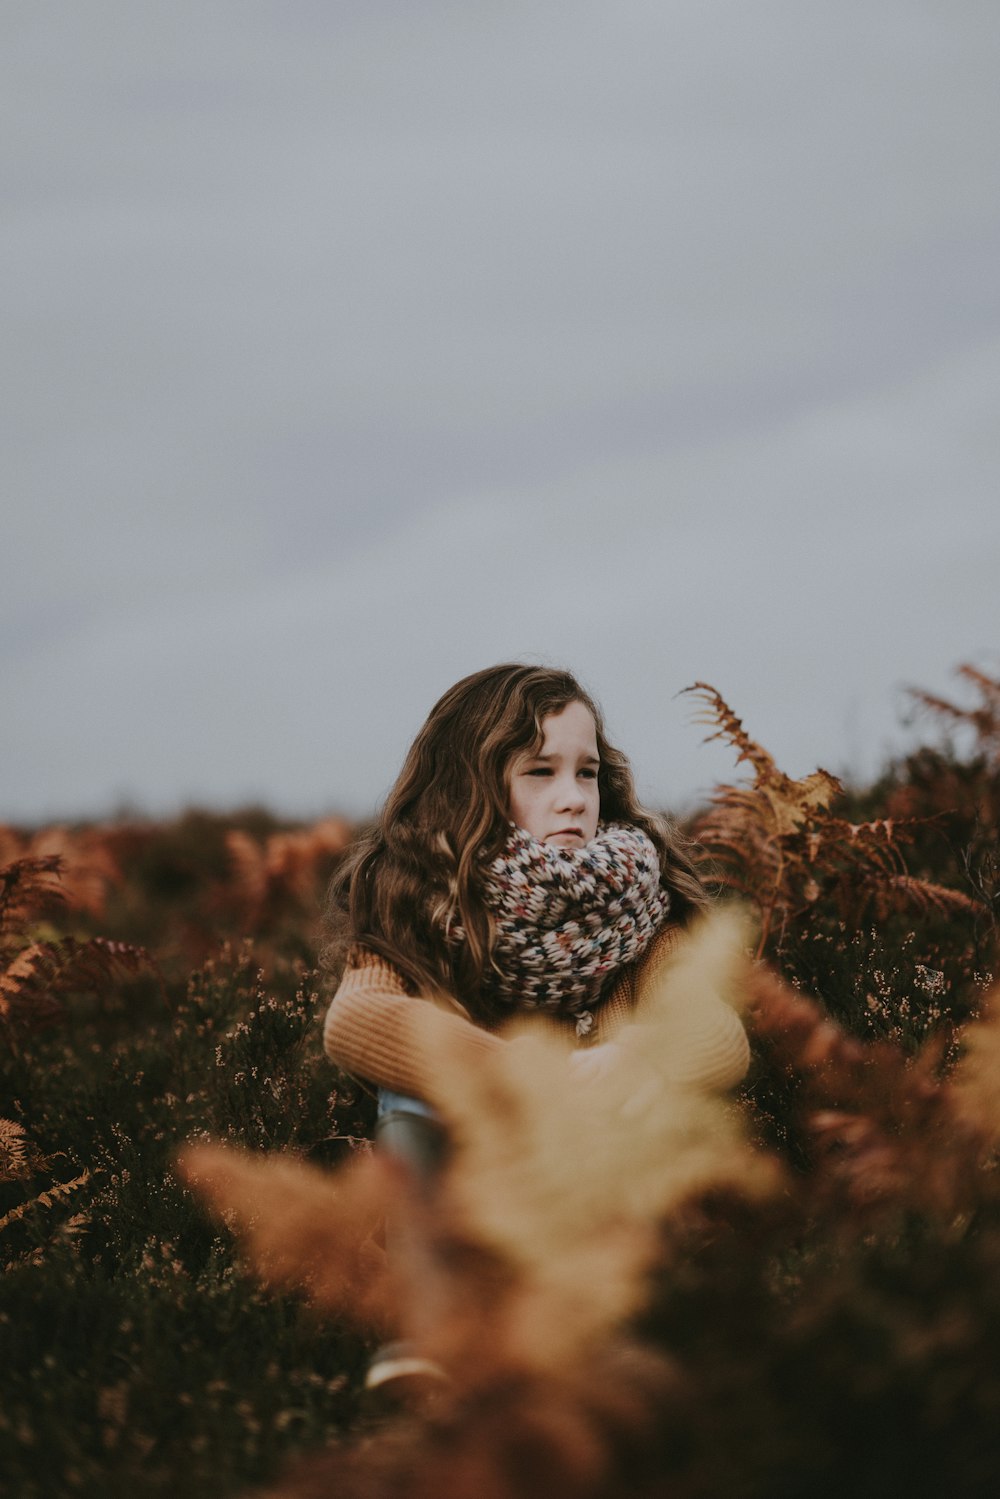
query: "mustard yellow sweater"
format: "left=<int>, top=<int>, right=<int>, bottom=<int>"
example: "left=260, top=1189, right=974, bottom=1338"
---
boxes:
left=323, top=924, right=750, bottom=1099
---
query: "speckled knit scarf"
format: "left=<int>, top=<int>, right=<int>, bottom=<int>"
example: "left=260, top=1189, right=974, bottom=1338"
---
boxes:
left=458, top=821, right=670, bottom=1031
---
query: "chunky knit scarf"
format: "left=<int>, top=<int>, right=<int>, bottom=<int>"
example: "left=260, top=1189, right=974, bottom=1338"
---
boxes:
left=454, top=821, right=670, bottom=1032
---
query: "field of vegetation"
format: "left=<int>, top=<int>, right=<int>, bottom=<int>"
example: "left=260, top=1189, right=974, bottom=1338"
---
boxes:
left=3, top=666, right=1000, bottom=1498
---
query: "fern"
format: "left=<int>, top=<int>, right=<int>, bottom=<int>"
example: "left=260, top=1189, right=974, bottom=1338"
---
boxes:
left=0, top=1119, right=33, bottom=1183
left=911, top=662, right=1000, bottom=762
left=684, top=684, right=981, bottom=955
left=878, top=874, right=983, bottom=919
left=744, top=961, right=980, bottom=1210
left=176, top=926, right=1000, bottom=1499
left=0, top=825, right=123, bottom=920
left=0, top=854, right=66, bottom=933
left=224, top=816, right=351, bottom=924
left=0, top=848, right=155, bottom=1033
left=0, top=1169, right=92, bottom=1238
left=0, top=935, right=153, bottom=1032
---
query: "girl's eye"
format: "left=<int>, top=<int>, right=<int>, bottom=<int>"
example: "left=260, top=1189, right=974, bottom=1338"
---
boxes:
left=520, top=764, right=598, bottom=779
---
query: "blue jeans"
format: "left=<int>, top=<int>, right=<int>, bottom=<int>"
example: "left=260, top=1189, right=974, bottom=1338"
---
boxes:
left=376, top=1087, right=439, bottom=1121
left=375, top=1088, right=446, bottom=1184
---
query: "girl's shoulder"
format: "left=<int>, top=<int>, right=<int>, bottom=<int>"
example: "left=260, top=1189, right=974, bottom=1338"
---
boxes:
left=339, top=942, right=473, bottom=1021
left=342, top=943, right=415, bottom=995
left=640, top=921, right=686, bottom=970
left=602, top=922, right=684, bottom=1023
left=345, top=942, right=382, bottom=969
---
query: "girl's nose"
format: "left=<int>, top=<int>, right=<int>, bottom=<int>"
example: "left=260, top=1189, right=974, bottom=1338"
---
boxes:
left=556, top=777, right=586, bottom=811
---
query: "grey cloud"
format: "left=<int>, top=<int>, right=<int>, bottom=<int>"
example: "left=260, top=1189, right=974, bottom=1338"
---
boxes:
left=2, top=2, right=999, bottom=821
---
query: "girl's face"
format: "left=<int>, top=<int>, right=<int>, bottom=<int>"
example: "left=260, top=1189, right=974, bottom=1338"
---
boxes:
left=507, top=700, right=601, bottom=849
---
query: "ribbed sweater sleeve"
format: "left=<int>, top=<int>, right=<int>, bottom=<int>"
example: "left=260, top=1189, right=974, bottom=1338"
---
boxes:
left=322, top=951, right=504, bottom=1097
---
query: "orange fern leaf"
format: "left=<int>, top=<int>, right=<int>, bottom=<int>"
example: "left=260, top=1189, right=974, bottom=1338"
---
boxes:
left=0, top=855, right=66, bottom=932
left=0, top=936, right=153, bottom=1031
left=878, top=875, right=982, bottom=918
left=746, top=964, right=980, bottom=1215
left=0, top=1119, right=33, bottom=1183
left=910, top=663, right=1000, bottom=758
left=176, top=1143, right=394, bottom=1326
left=26, top=826, right=120, bottom=919
left=226, top=817, right=352, bottom=919
left=0, top=1169, right=92, bottom=1239
left=224, top=830, right=269, bottom=913
left=760, top=768, right=843, bottom=838
left=688, top=684, right=979, bottom=948
left=683, top=682, right=779, bottom=780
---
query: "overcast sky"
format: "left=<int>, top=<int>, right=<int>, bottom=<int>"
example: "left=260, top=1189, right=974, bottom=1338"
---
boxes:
left=3, top=2, right=999, bottom=825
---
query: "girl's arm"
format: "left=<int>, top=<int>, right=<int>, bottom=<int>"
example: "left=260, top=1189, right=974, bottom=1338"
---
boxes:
left=323, top=948, right=504, bottom=1098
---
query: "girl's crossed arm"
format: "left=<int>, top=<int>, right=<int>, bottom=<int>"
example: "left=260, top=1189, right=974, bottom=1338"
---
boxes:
left=323, top=947, right=504, bottom=1100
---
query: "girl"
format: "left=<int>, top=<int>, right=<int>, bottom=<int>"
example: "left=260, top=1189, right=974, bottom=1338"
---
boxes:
left=322, top=662, right=749, bottom=1149
left=322, top=663, right=749, bottom=1397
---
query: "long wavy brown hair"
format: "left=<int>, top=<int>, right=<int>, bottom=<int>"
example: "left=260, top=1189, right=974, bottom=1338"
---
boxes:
left=322, top=664, right=708, bottom=1022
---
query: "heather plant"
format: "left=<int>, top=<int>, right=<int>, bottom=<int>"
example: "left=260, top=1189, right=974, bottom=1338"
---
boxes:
left=181, top=915, right=1000, bottom=1499
left=1, top=916, right=374, bottom=1497
left=4, top=665, right=1000, bottom=1496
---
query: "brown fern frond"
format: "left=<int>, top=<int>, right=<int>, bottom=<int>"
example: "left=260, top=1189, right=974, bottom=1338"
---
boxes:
left=958, top=668, right=1000, bottom=747
left=821, top=818, right=910, bottom=877
left=689, top=685, right=977, bottom=946
left=0, top=1120, right=33, bottom=1183
left=878, top=875, right=982, bottom=918
left=0, top=855, right=66, bottom=932
left=177, top=1144, right=394, bottom=1326
left=911, top=689, right=976, bottom=726
left=0, top=936, right=153, bottom=1030
left=704, top=785, right=775, bottom=822
left=683, top=683, right=779, bottom=780
left=0, top=1170, right=92, bottom=1239
left=265, top=818, right=351, bottom=901
left=687, top=691, right=840, bottom=857
left=759, top=768, right=842, bottom=838
left=838, top=816, right=911, bottom=847
left=225, top=830, right=269, bottom=912
left=694, top=789, right=782, bottom=852
left=26, top=826, right=121, bottom=919
left=0, top=944, right=66, bottom=1027
left=955, top=664, right=1000, bottom=700
left=225, top=817, right=351, bottom=922
left=746, top=964, right=978, bottom=1215
left=911, top=663, right=1000, bottom=757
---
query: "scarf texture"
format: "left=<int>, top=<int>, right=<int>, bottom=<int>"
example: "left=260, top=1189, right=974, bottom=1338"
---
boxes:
left=452, top=821, right=670, bottom=1031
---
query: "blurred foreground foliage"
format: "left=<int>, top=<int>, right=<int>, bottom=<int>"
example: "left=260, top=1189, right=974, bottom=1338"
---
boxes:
left=2, top=664, right=1000, bottom=1497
